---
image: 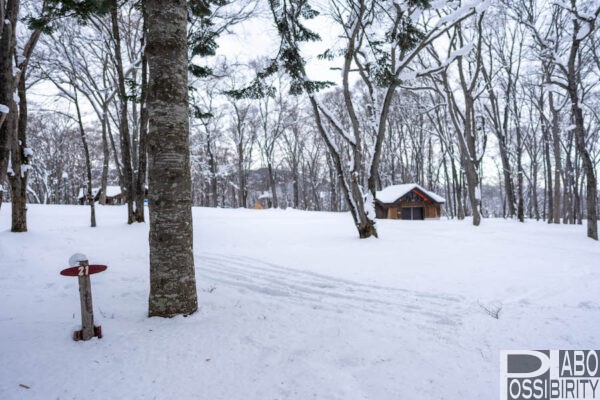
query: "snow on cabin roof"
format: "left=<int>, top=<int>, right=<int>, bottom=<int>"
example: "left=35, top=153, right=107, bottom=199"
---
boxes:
left=77, top=186, right=122, bottom=199
left=376, top=184, right=445, bottom=204
left=258, top=191, right=272, bottom=200
left=104, top=186, right=122, bottom=197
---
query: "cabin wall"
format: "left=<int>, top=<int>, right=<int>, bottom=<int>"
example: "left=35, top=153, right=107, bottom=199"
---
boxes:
left=375, top=203, right=387, bottom=219
left=387, top=207, right=398, bottom=219
left=424, top=204, right=441, bottom=219
left=375, top=202, right=442, bottom=220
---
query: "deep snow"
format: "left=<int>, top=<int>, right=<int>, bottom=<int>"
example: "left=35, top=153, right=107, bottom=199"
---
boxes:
left=1, top=205, right=599, bottom=399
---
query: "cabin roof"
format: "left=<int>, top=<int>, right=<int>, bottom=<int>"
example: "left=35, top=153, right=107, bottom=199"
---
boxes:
left=376, top=184, right=445, bottom=204
left=258, top=191, right=272, bottom=200
left=77, top=185, right=122, bottom=199
left=104, top=186, right=122, bottom=197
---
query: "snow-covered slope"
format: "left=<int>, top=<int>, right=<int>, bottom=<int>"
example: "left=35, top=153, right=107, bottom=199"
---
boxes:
left=1, top=205, right=598, bottom=399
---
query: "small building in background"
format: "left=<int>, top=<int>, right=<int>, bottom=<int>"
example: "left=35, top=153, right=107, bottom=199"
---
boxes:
left=375, top=184, right=445, bottom=220
left=103, top=186, right=125, bottom=205
left=77, top=187, right=101, bottom=205
left=255, top=191, right=272, bottom=209
left=77, top=185, right=125, bottom=205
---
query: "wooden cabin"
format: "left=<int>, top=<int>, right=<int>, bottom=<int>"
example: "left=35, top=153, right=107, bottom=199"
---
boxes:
left=375, top=184, right=445, bottom=220
left=103, top=186, right=126, bottom=205
left=77, top=187, right=101, bottom=205
left=77, top=185, right=126, bottom=205
left=255, top=191, right=272, bottom=209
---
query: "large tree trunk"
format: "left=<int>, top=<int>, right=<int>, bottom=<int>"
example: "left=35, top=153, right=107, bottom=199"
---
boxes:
left=0, top=0, right=19, bottom=211
left=147, top=0, right=198, bottom=317
left=5, top=7, right=41, bottom=231
left=8, top=70, right=30, bottom=231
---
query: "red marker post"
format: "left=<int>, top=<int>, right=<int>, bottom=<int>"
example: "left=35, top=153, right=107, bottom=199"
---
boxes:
left=60, top=254, right=107, bottom=341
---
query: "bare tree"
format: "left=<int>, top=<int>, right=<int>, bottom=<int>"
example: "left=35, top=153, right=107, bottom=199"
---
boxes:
left=227, top=97, right=256, bottom=208
left=280, top=98, right=308, bottom=209
left=480, top=10, right=521, bottom=219
left=109, top=0, right=136, bottom=224
left=431, top=14, right=488, bottom=226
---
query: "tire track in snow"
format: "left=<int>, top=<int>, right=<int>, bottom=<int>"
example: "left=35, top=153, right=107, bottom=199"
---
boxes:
left=198, top=253, right=471, bottom=328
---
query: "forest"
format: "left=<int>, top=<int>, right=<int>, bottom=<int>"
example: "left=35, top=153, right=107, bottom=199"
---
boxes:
left=1, top=0, right=599, bottom=240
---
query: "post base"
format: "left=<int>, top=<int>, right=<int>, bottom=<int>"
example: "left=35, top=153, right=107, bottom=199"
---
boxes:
left=73, top=325, right=102, bottom=341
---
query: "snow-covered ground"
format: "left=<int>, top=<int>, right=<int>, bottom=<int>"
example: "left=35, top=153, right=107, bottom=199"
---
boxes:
left=1, top=205, right=599, bottom=399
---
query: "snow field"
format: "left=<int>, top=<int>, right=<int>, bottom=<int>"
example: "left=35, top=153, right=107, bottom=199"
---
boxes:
left=1, top=205, right=599, bottom=399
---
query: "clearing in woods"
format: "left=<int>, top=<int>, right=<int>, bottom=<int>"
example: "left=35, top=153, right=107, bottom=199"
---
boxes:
left=0, top=205, right=598, bottom=399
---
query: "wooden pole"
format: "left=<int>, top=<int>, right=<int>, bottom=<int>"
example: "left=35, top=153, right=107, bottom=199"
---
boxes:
left=77, top=259, right=95, bottom=341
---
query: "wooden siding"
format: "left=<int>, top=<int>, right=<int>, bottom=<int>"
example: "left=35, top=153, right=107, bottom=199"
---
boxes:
left=375, top=188, right=443, bottom=220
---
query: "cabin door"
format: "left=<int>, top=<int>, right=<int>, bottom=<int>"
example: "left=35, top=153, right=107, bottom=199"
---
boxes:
left=412, top=207, right=424, bottom=220
left=401, top=207, right=424, bottom=220
left=401, top=208, right=411, bottom=220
